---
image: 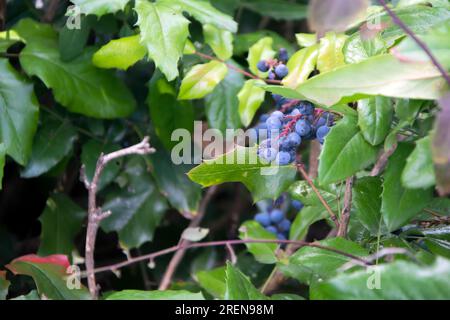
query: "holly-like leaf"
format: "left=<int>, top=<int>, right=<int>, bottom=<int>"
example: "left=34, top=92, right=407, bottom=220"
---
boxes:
left=353, top=176, right=386, bottom=235
left=312, top=257, right=450, bottom=300
left=178, top=61, right=228, bottom=100
left=169, top=0, right=237, bottom=33
left=188, top=146, right=297, bottom=201
left=81, top=140, right=122, bottom=191
left=196, top=267, right=226, bottom=299
left=382, top=143, right=433, bottom=231
left=149, top=142, right=201, bottom=216
left=282, top=45, right=319, bottom=89
left=279, top=238, right=368, bottom=285
left=6, top=255, right=90, bottom=300
left=102, top=158, right=168, bottom=249
left=224, top=262, right=267, bottom=300
left=402, top=135, right=436, bottom=189
left=203, top=24, right=233, bottom=60
left=205, top=64, right=243, bottom=133
left=21, top=117, right=77, bottom=178
left=107, top=290, right=204, bottom=300
left=239, top=220, right=278, bottom=264
left=0, top=59, right=39, bottom=165
left=317, top=32, right=347, bottom=74
left=38, top=194, right=85, bottom=258
left=318, top=115, right=379, bottom=185
left=357, top=96, right=393, bottom=146
left=148, top=73, right=194, bottom=150
left=70, top=0, right=130, bottom=16
left=308, top=0, right=369, bottom=36
left=241, top=0, right=308, bottom=21
left=135, top=0, right=190, bottom=81
left=0, top=271, right=9, bottom=300
left=238, top=79, right=266, bottom=127
left=247, top=37, right=276, bottom=77
left=15, top=19, right=135, bottom=119
left=93, top=35, right=147, bottom=70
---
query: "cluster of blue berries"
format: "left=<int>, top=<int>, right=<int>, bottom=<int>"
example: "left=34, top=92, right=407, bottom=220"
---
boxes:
left=257, top=48, right=289, bottom=80
left=254, top=99, right=335, bottom=166
left=254, top=196, right=304, bottom=240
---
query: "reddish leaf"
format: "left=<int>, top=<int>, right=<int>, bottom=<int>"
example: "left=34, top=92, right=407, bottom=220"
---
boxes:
left=432, top=93, right=450, bottom=196
left=7, top=254, right=70, bottom=274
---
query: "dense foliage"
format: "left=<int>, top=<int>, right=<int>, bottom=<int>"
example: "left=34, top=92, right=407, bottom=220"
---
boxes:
left=0, top=0, right=450, bottom=300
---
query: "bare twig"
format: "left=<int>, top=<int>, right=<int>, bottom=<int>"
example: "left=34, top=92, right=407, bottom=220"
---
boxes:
left=82, top=238, right=371, bottom=278
left=194, top=51, right=282, bottom=85
left=42, top=0, right=60, bottom=23
left=337, top=177, right=355, bottom=238
left=378, top=0, right=450, bottom=86
left=158, top=186, right=219, bottom=290
left=296, top=163, right=339, bottom=228
left=83, top=137, right=155, bottom=299
left=308, top=140, right=321, bottom=178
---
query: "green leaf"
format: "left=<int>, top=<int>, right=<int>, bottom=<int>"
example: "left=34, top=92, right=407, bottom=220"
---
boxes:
left=279, top=238, right=368, bottom=285
left=241, top=0, right=308, bottom=21
left=344, top=32, right=387, bottom=64
left=102, top=158, right=168, bottom=249
left=289, top=206, right=328, bottom=241
left=203, top=24, right=233, bottom=60
left=353, top=176, right=386, bottom=235
left=135, top=0, right=190, bottom=81
left=318, top=115, right=379, bottom=185
left=381, top=143, right=433, bottom=231
left=432, top=93, right=450, bottom=195
left=224, top=262, right=267, bottom=300
left=239, top=220, right=278, bottom=264
left=402, top=135, right=436, bottom=189
left=178, top=60, right=228, bottom=100
left=238, top=79, right=266, bottom=127
left=21, top=117, right=77, bottom=178
left=312, top=257, right=450, bottom=299
left=247, top=37, right=276, bottom=78
left=81, top=140, right=122, bottom=191
left=148, top=73, right=194, bottom=150
left=149, top=142, right=201, bottom=215
left=205, top=64, right=243, bottom=133
left=289, top=180, right=341, bottom=208
left=0, top=144, right=5, bottom=190
left=6, top=255, right=90, bottom=300
left=0, top=59, right=39, bottom=165
left=37, top=194, right=85, bottom=258
left=0, top=30, right=22, bottom=52
left=291, top=54, right=446, bottom=107
left=295, top=33, right=317, bottom=48
left=196, top=266, right=226, bottom=299
left=317, top=32, right=347, bottom=74
left=282, top=45, right=319, bottom=89
left=357, top=96, right=393, bottom=146
left=235, top=31, right=294, bottom=56
left=93, top=35, right=147, bottom=70
left=15, top=19, right=135, bottom=119
left=107, top=290, right=204, bottom=300
left=188, top=146, right=297, bottom=202
left=70, top=0, right=130, bottom=16
left=394, top=20, right=450, bottom=68
left=59, top=16, right=91, bottom=62
left=170, top=0, right=237, bottom=33
left=0, top=271, right=9, bottom=300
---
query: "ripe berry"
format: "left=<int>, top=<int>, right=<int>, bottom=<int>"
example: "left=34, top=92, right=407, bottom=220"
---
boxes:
left=316, top=126, right=330, bottom=140
left=295, top=119, right=311, bottom=137
left=278, top=219, right=291, bottom=232
left=257, top=60, right=269, bottom=72
left=259, top=147, right=277, bottom=162
left=271, top=111, right=284, bottom=119
left=268, top=71, right=276, bottom=80
left=266, top=116, right=282, bottom=130
left=259, top=114, right=270, bottom=122
left=291, top=200, right=304, bottom=211
left=286, top=132, right=301, bottom=147
left=270, top=209, right=284, bottom=223
left=275, top=151, right=291, bottom=165
left=298, top=102, right=315, bottom=115
left=277, top=233, right=287, bottom=240
left=274, top=64, right=289, bottom=78
left=279, top=48, right=288, bottom=62
left=265, top=226, right=277, bottom=234
left=255, top=212, right=271, bottom=226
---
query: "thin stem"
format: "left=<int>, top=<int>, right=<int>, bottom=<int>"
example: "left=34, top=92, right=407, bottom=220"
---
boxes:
left=337, top=176, right=355, bottom=238
left=378, top=0, right=450, bottom=86
left=83, top=137, right=155, bottom=299
left=82, top=238, right=371, bottom=278
left=194, top=51, right=282, bottom=85
left=296, top=163, right=339, bottom=228
left=261, top=266, right=279, bottom=294
left=158, top=186, right=219, bottom=290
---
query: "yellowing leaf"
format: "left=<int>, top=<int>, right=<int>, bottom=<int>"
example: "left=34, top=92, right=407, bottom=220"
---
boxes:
left=178, top=61, right=228, bottom=100
left=238, top=79, right=266, bottom=127
left=317, top=32, right=347, bottom=73
left=282, top=45, right=319, bottom=89
left=93, top=35, right=146, bottom=70
left=203, top=24, right=233, bottom=60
